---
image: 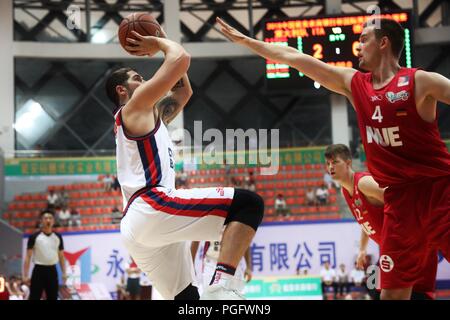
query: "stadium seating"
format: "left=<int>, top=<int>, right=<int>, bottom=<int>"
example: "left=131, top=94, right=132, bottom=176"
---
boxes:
left=2, top=163, right=344, bottom=234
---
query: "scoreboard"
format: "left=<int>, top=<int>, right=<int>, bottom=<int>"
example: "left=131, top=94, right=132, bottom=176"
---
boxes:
left=263, top=12, right=413, bottom=91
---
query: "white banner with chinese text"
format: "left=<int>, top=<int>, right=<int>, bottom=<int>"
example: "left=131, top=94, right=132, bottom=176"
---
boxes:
left=23, top=220, right=450, bottom=298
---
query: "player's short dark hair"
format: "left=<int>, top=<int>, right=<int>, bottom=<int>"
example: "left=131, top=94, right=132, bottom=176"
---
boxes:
left=105, top=67, right=135, bottom=107
left=40, top=210, right=55, bottom=218
left=364, top=18, right=405, bottom=58
left=325, top=144, right=352, bottom=161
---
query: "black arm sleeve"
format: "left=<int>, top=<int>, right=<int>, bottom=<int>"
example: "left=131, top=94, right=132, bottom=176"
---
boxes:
left=55, top=233, right=64, bottom=250
left=27, top=232, right=38, bottom=250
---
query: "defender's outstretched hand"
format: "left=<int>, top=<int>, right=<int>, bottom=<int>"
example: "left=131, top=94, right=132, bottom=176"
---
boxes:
left=216, top=17, right=248, bottom=44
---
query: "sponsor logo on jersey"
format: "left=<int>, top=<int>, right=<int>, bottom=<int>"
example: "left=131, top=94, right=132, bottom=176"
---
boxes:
left=380, top=255, right=394, bottom=272
left=370, top=95, right=383, bottom=102
left=398, top=75, right=410, bottom=87
left=386, top=90, right=409, bottom=103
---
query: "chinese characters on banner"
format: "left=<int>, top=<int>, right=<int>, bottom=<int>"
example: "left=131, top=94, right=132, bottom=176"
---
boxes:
left=251, top=241, right=337, bottom=274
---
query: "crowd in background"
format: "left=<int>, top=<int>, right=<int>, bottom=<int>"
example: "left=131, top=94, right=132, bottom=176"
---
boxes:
left=0, top=274, right=30, bottom=300
left=318, top=255, right=375, bottom=300
left=36, top=175, right=123, bottom=230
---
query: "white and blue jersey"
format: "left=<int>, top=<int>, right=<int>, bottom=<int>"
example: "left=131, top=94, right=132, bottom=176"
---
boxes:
left=114, top=108, right=176, bottom=207
left=114, top=106, right=235, bottom=299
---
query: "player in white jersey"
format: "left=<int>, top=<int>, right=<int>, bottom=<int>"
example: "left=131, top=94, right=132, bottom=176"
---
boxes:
left=105, top=30, right=264, bottom=300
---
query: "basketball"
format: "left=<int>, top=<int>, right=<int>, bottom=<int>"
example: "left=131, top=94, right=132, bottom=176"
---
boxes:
left=118, top=12, right=162, bottom=50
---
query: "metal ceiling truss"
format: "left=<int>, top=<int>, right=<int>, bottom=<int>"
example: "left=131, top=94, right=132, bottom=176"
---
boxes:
left=11, top=0, right=450, bottom=151
left=13, top=0, right=450, bottom=39
left=15, top=61, right=117, bottom=154
left=14, top=0, right=163, bottom=42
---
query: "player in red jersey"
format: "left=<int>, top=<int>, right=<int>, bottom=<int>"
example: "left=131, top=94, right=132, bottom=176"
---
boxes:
left=218, top=16, right=450, bottom=299
left=325, top=144, right=438, bottom=299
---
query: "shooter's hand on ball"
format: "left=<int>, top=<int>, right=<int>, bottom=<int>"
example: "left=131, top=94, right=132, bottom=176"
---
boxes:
left=125, top=31, right=161, bottom=57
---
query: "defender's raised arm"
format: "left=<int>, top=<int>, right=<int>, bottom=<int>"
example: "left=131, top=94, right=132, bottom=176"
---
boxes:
left=216, top=17, right=356, bottom=98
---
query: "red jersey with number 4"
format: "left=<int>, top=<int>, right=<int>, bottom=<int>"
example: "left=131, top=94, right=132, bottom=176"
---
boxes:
left=351, top=67, right=450, bottom=187
left=342, top=172, right=383, bottom=244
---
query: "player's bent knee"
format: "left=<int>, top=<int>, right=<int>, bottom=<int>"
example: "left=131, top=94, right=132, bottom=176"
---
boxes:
left=225, top=188, right=265, bottom=231
left=174, top=283, right=199, bottom=300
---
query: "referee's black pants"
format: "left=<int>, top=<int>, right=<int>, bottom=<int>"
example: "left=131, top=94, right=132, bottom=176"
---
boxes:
left=29, top=265, right=59, bottom=300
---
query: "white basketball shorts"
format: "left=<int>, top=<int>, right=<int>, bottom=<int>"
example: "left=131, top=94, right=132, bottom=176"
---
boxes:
left=120, top=186, right=234, bottom=300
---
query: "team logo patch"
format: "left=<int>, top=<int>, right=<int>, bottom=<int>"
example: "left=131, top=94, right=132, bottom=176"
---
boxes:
left=398, top=75, right=410, bottom=87
left=380, top=255, right=394, bottom=272
left=386, top=90, right=409, bottom=103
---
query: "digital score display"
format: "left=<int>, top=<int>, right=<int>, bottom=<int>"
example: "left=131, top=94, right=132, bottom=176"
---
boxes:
left=263, top=12, right=413, bottom=91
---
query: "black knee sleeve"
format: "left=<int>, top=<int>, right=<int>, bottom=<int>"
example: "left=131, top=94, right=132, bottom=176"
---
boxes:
left=225, top=188, right=264, bottom=231
left=174, top=283, right=199, bottom=300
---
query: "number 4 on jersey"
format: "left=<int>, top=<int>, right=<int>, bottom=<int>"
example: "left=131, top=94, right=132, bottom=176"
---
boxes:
left=372, top=106, right=383, bottom=123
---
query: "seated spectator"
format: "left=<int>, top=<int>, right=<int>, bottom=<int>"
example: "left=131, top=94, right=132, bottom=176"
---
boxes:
left=306, top=188, right=316, bottom=206
left=139, top=272, right=152, bottom=300
left=230, top=176, right=241, bottom=187
left=19, top=277, right=30, bottom=300
left=223, top=160, right=232, bottom=186
left=58, top=186, right=69, bottom=207
left=274, top=194, right=289, bottom=217
left=296, top=268, right=309, bottom=276
left=112, top=175, right=121, bottom=191
left=57, top=206, right=71, bottom=227
left=323, top=171, right=333, bottom=190
left=116, top=275, right=129, bottom=300
left=336, top=263, right=350, bottom=299
left=46, top=190, right=60, bottom=209
left=8, top=276, right=26, bottom=300
left=175, top=169, right=188, bottom=189
left=320, top=261, right=337, bottom=300
left=112, top=207, right=122, bottom=224
left=68, top=208, right=81, bottom=227
left=104, top=174, right=113, bottom=192
left=244, top=171, right=256, bottom=192
left=350, top=261, right=368, bottom=299
left=315, top=184, right=329, bottom=206
left=125, top=258, right=141, bottom=300
left=180, top=170, right=188, bottom=188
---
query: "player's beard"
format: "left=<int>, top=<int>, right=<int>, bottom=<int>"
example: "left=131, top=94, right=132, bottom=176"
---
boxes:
left=125, top=85, right=134, bottom=100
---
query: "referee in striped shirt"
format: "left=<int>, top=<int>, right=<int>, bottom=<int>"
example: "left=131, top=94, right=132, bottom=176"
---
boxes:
left=23, top=211, right=67, bottom=300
